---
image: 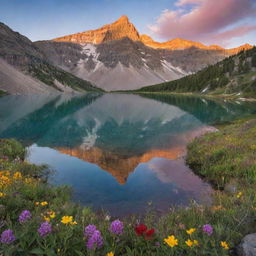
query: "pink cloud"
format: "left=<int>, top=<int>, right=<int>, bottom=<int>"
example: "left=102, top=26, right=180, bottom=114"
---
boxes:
left=206, top=25, right=256, bottom=46
left=149, top=0, right=256, bottom=46
left=176, top=0, right=204, bottom=7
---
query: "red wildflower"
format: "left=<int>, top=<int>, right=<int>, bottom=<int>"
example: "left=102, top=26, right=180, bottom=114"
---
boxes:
left=135, top=224, right=147, bottom=236
left=145, top=229, right=155, bottom=240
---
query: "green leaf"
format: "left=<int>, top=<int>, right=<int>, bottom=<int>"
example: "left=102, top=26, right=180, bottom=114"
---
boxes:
left=29, top=248, right=45, bottom=255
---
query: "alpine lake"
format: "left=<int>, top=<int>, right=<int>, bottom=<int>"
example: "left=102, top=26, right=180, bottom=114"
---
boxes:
left=1, top=93, right=256, bottom=216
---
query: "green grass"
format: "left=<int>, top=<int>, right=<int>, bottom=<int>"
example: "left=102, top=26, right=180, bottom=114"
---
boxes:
left=187, top=119, right=256, bottom=188
left=0, top=127, right=256, bottom=255
left=0, top=90, right=7, bottom=97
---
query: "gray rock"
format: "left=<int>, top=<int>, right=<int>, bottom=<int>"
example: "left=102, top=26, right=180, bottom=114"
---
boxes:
left=237, top=233, right=256, bottom=256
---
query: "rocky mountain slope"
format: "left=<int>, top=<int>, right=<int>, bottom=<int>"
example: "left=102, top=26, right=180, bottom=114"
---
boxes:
left=0, top=22, right=102, bottom=94
left=35, top=16, right=252, bottom=91
left=54, top=15, right=140, bottom=44
left=137, top=47, right=256, bottom=97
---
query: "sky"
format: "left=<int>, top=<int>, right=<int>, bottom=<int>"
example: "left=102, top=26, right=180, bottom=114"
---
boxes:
left=0, top=0, right=255, bottom=48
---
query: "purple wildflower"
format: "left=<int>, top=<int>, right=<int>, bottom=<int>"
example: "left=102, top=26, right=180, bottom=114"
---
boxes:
left=109, top=219, right=124, bottom=235
left=0, top=229, right=16, bottom=244
left=202, top=224, right=213, bottom=236
left=38, top=221, right=52, bottom=237
left=84, top=224, right=97, bottom=238
left=18, top=210, right=32, bottom=223
left=86, top=230, right=103, bottom=250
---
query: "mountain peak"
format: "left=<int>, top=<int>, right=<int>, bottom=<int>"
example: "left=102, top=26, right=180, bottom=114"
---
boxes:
left=117, top=15, right=129, bottom=23
left=53, top=15, right=140, bottom=44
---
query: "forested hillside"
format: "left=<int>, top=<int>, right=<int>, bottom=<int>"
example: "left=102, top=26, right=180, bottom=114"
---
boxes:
left=137, top=47, right=256, bottom=97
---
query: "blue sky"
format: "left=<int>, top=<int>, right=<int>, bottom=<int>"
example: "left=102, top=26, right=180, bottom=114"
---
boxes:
left=0, top=0, right=255, bottom=48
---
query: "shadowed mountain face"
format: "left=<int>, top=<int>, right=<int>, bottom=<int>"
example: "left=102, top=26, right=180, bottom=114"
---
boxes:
left=0, top=22, right=101, bottom=94
left=35, top=16, right=253, bottom=91
left=1, top=93, right=256, bottom=215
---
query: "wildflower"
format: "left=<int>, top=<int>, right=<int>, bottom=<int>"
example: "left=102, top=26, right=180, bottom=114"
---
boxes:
left=44, top=216, right=50, bottom=222
left=18, top=210, right=32, bottom=223
left=86, top=230, right=103, bottom=250
left=84, top=225, right=97, bottom=238
left=164, top=235, right=178, bottom=248
left=70, top=221, right=77, bottom=225
left=40, top=201, right=48, bottom=206
left=193, top=240, right=199, bottom=246
left=186, top=228, right=196, bottom=235
left=0, top=229, right=16, bottom=244
left=106, top=252, right=114, bottom=256
left=47, top=211, right=56, bottom=219
left=202, top=224, right=213, bottom=236
left=145, top=229, right=155, bottom=240
left=109, top=220, right=124, bottom=235
left=185, top=239, right=193, bottom=247
left=0, top=192, right=6, bottom=197
left=61, top=216, right=73, bottom=224
left=35, top=202, right=40, bottom=206
left=135, top=224, right=147, bottom=236
left=237, top=192, right=243, bottom=199
left=38, top=221, right=52, bottom=237
left=105, top=215, right=111, bottom=221
left=220, top=241, right=229, bottom=250
left=13, top=172, right=22, bottom=179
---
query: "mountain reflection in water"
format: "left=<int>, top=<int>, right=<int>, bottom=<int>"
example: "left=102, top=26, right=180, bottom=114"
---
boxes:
left=0, top=93, right=256, bottom=216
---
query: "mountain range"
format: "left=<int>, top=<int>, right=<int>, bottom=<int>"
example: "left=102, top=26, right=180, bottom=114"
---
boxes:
left=137, top=46, right=256, bottom=97
left=0, top=16, right=254, bottom=94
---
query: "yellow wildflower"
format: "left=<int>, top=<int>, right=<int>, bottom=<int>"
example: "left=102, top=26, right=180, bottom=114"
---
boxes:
left=193, top=240, right=199, bottom=246
left=13, top=172, right=22, bottom=179
left=164, top=235, right=178, bottom=248
left=35, top=202, right=40, bottom=206
left=70, top=221, right=77, bottom=225
left=41, top=201, right=48, bottom=206
left=186, top=228, right=196, bottom=235
left=44, top=216, right=50, bottom=222
left=49, top=212, right=56, bottom=219
left=24, top=178, right=34, bottom=184
left=106, top=252, right=114, bottom=256
left=220, top=241, right=229, bottom=250
left=0, top=192, right=6, bottom=197
left=236, top=192, right=243, bottom=199
left=185, top=239, right=193, bottom=247
left=61, top=216, right=73, bottom=224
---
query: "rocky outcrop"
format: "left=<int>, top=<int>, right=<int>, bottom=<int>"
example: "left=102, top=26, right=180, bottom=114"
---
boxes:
left=237, top=233, right=256, bottom=256
left=36, top=37, right=230, bottom=91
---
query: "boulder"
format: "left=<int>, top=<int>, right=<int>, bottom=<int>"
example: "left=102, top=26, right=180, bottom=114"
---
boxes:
left=237, top=233, right=256, bottom=256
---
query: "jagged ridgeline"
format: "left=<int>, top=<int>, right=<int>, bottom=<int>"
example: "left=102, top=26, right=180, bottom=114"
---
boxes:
left=137, top=47, right=256, bottom=97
